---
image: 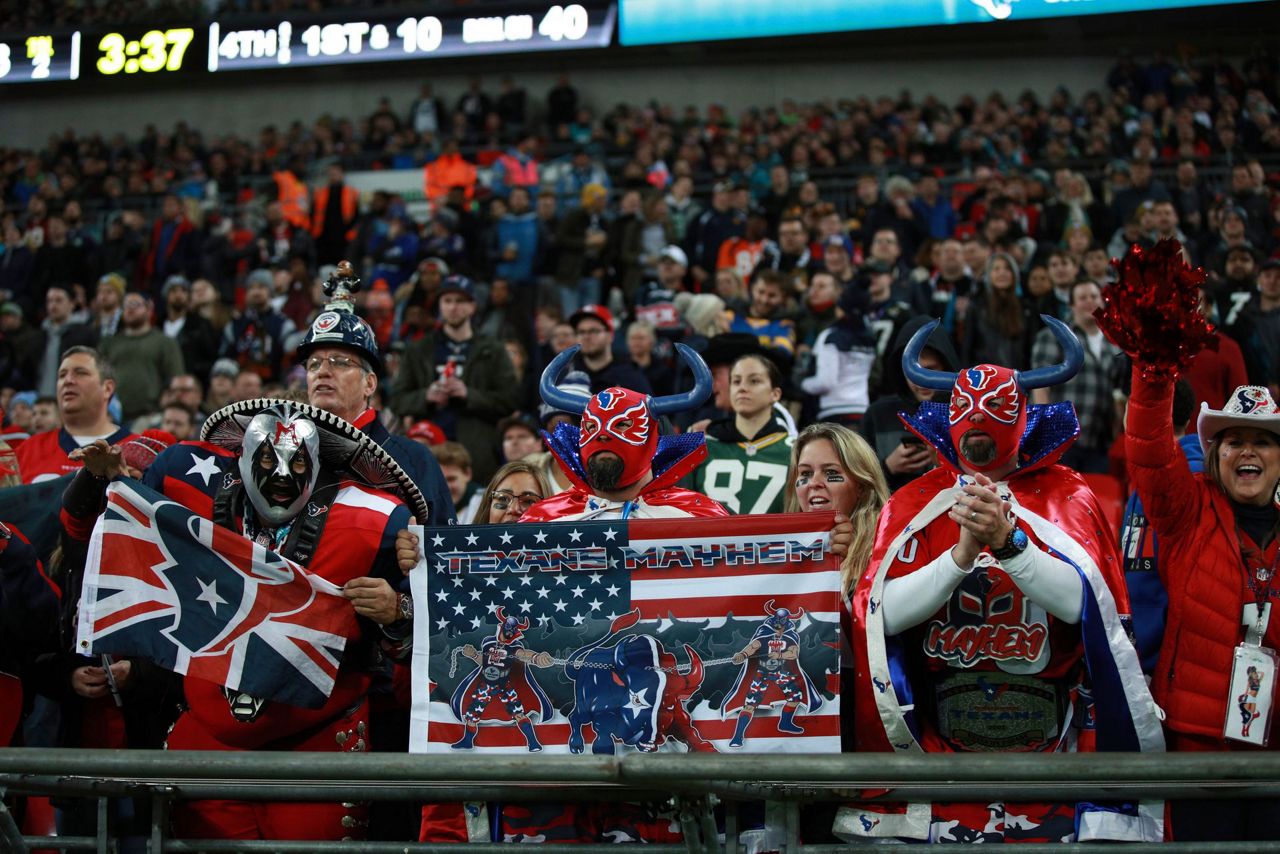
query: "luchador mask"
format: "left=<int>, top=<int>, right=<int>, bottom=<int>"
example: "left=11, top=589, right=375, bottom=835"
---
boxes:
left=579, top=387, right=657, bottom=488
left=903, top=316, right=1083, bottom=475
left=238, top=405, right=321, bottom=527
left=539, top=342, right=713, bottom=489
left=947, top=365, right=1027, bottom=474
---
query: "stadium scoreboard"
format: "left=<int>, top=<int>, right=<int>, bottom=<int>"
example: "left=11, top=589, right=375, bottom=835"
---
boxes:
left=0, top=2, right=614, bottom=85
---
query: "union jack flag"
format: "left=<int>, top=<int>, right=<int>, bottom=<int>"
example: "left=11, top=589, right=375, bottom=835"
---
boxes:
left=77, top=478, right=357, bottom=708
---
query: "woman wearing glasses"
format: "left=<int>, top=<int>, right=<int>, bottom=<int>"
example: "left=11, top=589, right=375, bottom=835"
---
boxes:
left=474, top=461, right=552, bottom=525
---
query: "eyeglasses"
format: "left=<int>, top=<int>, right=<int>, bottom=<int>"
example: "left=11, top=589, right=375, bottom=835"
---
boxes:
left=491, top=490, right=542, bottom=512
left=305, top=355, right=363, bottom=373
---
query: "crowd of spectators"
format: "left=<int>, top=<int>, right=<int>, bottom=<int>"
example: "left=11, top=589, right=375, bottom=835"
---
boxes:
left=0, top=49, right=1278, bottom=491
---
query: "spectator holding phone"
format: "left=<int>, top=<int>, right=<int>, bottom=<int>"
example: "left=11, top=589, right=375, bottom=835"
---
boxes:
left=861, top=316, right=959, bottom=492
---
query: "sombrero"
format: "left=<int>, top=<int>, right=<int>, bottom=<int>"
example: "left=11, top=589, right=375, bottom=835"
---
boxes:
left=201, top=398, right=430, bottom=521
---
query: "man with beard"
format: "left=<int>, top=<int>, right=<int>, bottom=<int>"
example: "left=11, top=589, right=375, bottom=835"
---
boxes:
left=1030, top=280, right=1124, bottom=473
left=521, top=342, right=727, bottom=521
left=841, top=317, right=1161, bottom=844
left=391, top=274, right=517, bottom=483
left=160, top=276, right=218, bottom=383
left=101, top=292, right=184, bottom=423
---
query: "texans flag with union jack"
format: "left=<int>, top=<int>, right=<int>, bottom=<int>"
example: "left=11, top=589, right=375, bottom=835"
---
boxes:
left=77, top=478, right=357, bottom=708
left=410, top=512, right=843, bottom=754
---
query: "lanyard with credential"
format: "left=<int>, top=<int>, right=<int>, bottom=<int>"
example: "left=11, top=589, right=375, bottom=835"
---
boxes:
left=1237, top=526, right=1280, bottom=646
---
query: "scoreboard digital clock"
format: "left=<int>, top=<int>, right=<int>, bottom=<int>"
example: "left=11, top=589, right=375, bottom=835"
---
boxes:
left=95, top=28, right=196, bottom=75
left=0, top=2, right=614, bottom=85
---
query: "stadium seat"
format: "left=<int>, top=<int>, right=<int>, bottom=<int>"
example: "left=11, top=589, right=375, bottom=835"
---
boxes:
left=1082, top=472, right=1125, bottom=538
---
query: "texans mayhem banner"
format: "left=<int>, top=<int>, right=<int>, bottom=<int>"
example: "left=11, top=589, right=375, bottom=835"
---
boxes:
left=77, top=478, right=358, bottom=708
left=409, top=513, right=842, bottom=754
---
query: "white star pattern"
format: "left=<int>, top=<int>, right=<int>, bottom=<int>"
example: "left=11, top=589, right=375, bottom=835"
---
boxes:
left=588, top=599, right=602, bottom=612
left=501, top=586, right=515, bottom=599
left=570, top=585, right=585, bottom=598
left=534, top=530, right=548, bottom=543
left=588, top=572, right=603, bottom=584
left=536, top=587, right=550, bottom=599
left=568, top=529, right=583, bottom=542
left=483, top=576, right=497, bottom=587
left=435, top=589, right=449, bottom=602
left=186, top=455, right=221, bottom=487
left=469, top=616, right=481, bottom=629
left=469, top=590, right=482, bottom=601
left=451, top=576, right=464, bottom=587
left=500, top=531, right=513, bottom=544
left=519, top=601, right=532, bottom=612
left=518, top=575, right=533, bottom=586
left=435, top=618, right=450, bottom=631
left=606, top=584, right=620, bottom=597
left=431, top=534, right=445, bottom=547
left=195, top=577, right=227, bottom=613
left=554, top=575, right=568, bottom=586
left=452, top=603, right=466, bottom=615
left=602, top=528, right=618, bottom=541
left=465, top=532, right=479, bottom=546
left=623, top=687, right=652, bottom=717
left=553, top=599, right=567, bottom=612
left=572, top=613, right=585, bottom=625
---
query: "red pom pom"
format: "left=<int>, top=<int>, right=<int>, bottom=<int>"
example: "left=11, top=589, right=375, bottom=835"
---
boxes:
left=1094, top=238, right=1216, bottom=380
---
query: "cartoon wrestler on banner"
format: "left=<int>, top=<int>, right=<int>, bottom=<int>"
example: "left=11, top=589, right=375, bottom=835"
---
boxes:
left=450, top=606, right=553, bottom=751
left=563, top=609, right=711, bottom=754
left=723, top=600, right=823, bottom=748
left=841, top=316, right=1164, bottom=844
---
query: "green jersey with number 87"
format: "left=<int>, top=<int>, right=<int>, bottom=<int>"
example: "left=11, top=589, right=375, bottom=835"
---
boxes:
left=693, top=432, right=794, bottom=515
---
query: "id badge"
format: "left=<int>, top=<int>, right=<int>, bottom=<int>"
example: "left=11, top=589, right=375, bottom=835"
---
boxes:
left=1223, top=643, right=1279, bottom=747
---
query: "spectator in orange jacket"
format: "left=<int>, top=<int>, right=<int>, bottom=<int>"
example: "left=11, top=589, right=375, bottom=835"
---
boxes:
left=424, top=139, right=477, bottom=205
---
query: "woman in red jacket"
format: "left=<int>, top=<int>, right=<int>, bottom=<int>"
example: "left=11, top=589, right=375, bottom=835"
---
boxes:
left=1110, top=241, right=1280, bottom=841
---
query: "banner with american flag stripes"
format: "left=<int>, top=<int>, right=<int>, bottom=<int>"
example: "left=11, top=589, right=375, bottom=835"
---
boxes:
left=409, top=512, right=842, bottom=754
left=77, top=478, right=358, bottom=708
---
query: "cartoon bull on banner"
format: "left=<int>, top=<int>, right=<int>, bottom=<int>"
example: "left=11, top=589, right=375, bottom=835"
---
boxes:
left=564, top=609, right=712, bottom=754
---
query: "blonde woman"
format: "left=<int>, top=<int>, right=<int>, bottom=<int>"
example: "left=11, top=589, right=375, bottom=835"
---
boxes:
left=784, top=422, right=889, bottom=593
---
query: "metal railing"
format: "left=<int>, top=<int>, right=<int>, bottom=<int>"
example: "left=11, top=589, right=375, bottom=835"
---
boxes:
left=4, top=749, right=1280, bottom=852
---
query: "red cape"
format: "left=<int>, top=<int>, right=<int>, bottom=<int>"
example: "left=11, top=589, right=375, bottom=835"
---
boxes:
left=839, top=464, right=1163, bottom=842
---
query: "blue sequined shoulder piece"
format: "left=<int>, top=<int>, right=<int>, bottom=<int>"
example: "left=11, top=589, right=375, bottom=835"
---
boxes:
left=899, top=400, right=1080, bottom=472
left=543, top=423, right=707, bottom=482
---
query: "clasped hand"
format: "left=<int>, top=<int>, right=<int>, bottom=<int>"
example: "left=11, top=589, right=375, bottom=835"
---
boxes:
left=948, top=472, right=1014, bottom=568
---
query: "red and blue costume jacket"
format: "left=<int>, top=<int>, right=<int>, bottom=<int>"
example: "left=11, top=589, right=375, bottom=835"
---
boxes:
left=136, top=441, right=411, bottom=749
left=17, top=425, right=134, bottom=484
left=839, top=398, right=1164, bottom=844
left=0, top=523, right=59, bottom=745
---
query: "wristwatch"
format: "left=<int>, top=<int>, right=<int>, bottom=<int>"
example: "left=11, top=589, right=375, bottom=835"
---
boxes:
left=992, top=525, right=1029, bottom=562
left=397, top=593, right=414, bottom=622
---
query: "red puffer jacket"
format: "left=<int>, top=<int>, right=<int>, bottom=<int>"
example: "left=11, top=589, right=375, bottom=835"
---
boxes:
left=1127, top=367, right=1277, bottom=744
